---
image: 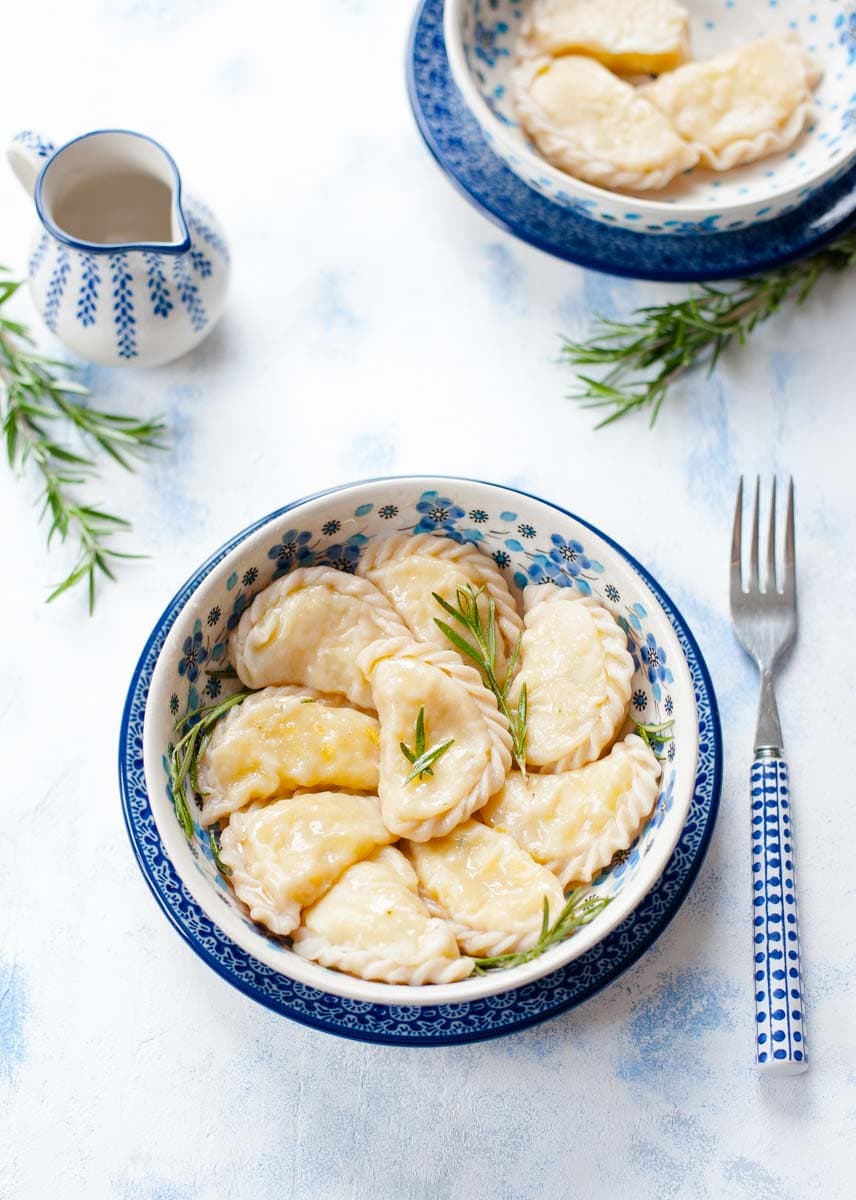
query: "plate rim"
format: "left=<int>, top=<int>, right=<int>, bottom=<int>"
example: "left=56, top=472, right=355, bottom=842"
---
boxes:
left=406, top=0, right=856, bottom=283
left=119, top=474, right=723, bottom=1046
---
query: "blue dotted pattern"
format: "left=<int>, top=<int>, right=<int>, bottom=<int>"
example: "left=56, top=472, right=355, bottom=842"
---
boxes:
left=751, top=758, right=806, bottom=1068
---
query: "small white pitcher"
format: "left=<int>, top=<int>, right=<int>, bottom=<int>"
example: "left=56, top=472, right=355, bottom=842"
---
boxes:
left=7, top=129, right=230, bottom=368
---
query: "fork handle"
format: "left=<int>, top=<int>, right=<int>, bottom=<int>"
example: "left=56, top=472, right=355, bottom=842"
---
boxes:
left=751, top=757, right=807, bottom=1074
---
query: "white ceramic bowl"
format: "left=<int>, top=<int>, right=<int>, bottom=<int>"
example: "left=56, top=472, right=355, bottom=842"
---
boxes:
left=140, top=477, right=698, bottom=1007
left=444, top=0, right=856, bottom=234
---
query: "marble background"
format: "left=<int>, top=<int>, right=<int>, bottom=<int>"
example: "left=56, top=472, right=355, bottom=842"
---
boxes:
left=1, top=2, right=853, bottom=1197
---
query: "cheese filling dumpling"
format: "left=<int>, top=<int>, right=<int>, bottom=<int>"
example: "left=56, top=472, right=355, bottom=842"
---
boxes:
left=512, top=55, right=699, bottom=192
left=197, top=687, right=379, bottom=828
left=218, top=791, right=393, bottom=936
left=640, top=36, right=822, bottom=170
left=292, top=847, right=474, bottom=985
left=482, top=735, right=661, bottom=886
left=525, top=0, right=690, bottom=75
left=230, top=567, right=409, bottom=709
left=357, top=638, right=512, bottom=842
left=357, top=533, right=523, bottom=679
left=406, top=821, right=566, bottom=958
left=509, top=586, right=633, bottom=771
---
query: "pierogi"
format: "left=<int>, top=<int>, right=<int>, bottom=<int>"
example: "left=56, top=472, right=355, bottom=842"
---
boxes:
left=190, top=529, right=672, bottom=986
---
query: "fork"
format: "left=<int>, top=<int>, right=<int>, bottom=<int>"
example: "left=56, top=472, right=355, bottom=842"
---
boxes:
left=730, top=477, right=806, bottom=1074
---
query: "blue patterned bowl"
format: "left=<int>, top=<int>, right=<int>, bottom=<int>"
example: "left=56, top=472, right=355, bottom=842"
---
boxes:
left=446, top=0, right=856, bottom=234
left=136, top=477, right=699, bottom=1008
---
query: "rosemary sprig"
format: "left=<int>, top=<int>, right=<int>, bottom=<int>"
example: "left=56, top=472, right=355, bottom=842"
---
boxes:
left=169, top=690, right=251, bottom=838
left=433, top=585, right=528, bottom=773
left=399, top=705, right=454, bottom=785
left=562, top=230, right=856, bottom=426
left=633, top=718, right=675, bottom=761
left=474, top=889, right=611, bottom=974
left=0, top=270, right=166, bottom=610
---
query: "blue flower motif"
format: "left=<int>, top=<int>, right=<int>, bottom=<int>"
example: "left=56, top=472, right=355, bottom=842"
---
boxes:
left=667, top=741, right=676, bottom=762
left=604, top=583, right=620, bottom=603
left=548, top=533, right=591, bottom=575
left=414, top=491, right=466, bottom=535
left=322, top=519, right=342, bottom=536
left=518, top=523, right=536, bottom=539
left=525, top=555, right=572, bottom=588
left=640, top=632, right=674, bottom=701
left=169, top=693, right=179, bottom=716
left=469, top=508, right=489, bottom=524
left=493, top=550, right=511, bottom=569
left=178, top=630, right=207, bottom=682
left=206, top=605, right=221, bottom=627
left=242, top=567, right=258, bottom=587
left=322, top=541, right=361, bottom=572
left=267, top=529, right=313, bottom=563
left=472, top=19, right=510, bottom=68
left=379, top=504, right=398, bottom=519
left=664, top=694, right=674, bottom=717
left=204, top=676, right=222, bottom=699
left=632, top=689, right=647, bottom=712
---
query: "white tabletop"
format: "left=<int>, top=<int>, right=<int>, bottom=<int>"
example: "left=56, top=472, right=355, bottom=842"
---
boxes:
left=1, top=2, right=852, bottom=1197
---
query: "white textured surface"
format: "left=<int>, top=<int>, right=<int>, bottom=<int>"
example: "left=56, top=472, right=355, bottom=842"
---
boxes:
left=0, top=2, right=853, bottom=1197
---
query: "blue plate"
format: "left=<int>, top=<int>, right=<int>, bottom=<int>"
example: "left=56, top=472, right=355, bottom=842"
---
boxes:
left=407, top=0, right=856, bottom=282
left=119, top=481, right=722, bottom=1046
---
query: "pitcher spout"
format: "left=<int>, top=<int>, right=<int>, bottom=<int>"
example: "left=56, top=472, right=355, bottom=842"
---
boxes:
left=29, top=129, right=191, bottom=255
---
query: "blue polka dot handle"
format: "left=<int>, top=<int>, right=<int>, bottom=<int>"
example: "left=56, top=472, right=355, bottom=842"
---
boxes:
left=752, top=758, right=807, bottom=1074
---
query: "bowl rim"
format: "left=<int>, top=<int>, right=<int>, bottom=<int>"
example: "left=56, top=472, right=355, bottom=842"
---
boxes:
left=442, top=0, right=856, bottom=222
left=125, top=475, right=700, bottom=1009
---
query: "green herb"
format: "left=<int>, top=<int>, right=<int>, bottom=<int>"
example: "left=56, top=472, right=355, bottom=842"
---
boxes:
left=0, top=270, right=166, bottom=610
left=433, top=585, right=528, bottom=773
left=633, top=718, right=675, bottom=761
left=474, top=889, right=611, bottom=974
left=169, top=689, right=251, bottom=838
left=561, top=230, right=856, bottom=427
left=208, top=830, right=232, bottom=876
left=399, top=705, right=454, bottom=785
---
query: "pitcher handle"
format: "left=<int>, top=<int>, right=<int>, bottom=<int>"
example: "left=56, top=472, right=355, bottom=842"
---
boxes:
left=7, top=131, right=57, bottom=197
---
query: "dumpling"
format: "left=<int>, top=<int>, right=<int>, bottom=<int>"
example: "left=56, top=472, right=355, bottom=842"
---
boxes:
left=197, top=687, right=379, bottom=827
left=230, top=567, right=409, bottom=709
left=357, top=638, right=512, bottom=842
left=524, top=0, right=691, bottom=75
left=640, top=36, right=822, bottom=170
left=512, top=55, right=698, bottom=192
left=292, top=847, right=474, bottom=985
left=357, top=533, right=523, bottom=679
left=218, top=791, right=393, bottom=936
left=509, top=586, right=633, bottom=771
left=481, top=735, right=661, bottom=886
left=406, top=820, right=566, bottom=957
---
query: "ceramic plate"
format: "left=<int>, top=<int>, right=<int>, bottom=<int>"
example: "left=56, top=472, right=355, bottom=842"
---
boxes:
left=119, top=480, right=722, bottom=1045
left=407, top=0, right=856, bottom=281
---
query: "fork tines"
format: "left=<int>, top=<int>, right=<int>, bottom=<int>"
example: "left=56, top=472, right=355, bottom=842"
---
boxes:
left=731, top=476, right=795, bottom=600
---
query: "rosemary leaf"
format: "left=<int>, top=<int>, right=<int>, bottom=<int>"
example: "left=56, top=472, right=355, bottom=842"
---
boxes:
left=400, top=706, right=455, bottom=784
left=208, top=830, right=232, bottom=877
left=562, top=230, right=856, bottom=426
left=634, top=717, right=675, bottom=761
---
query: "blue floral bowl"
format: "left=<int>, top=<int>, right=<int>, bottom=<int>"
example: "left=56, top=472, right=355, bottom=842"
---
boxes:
left=446, top=0, right=856, bottom=234
left=137, top=478, right=699, bottom=1008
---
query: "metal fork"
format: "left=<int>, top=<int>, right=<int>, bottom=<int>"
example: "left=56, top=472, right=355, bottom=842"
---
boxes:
left=730, top=477, right=806, bottom=1074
